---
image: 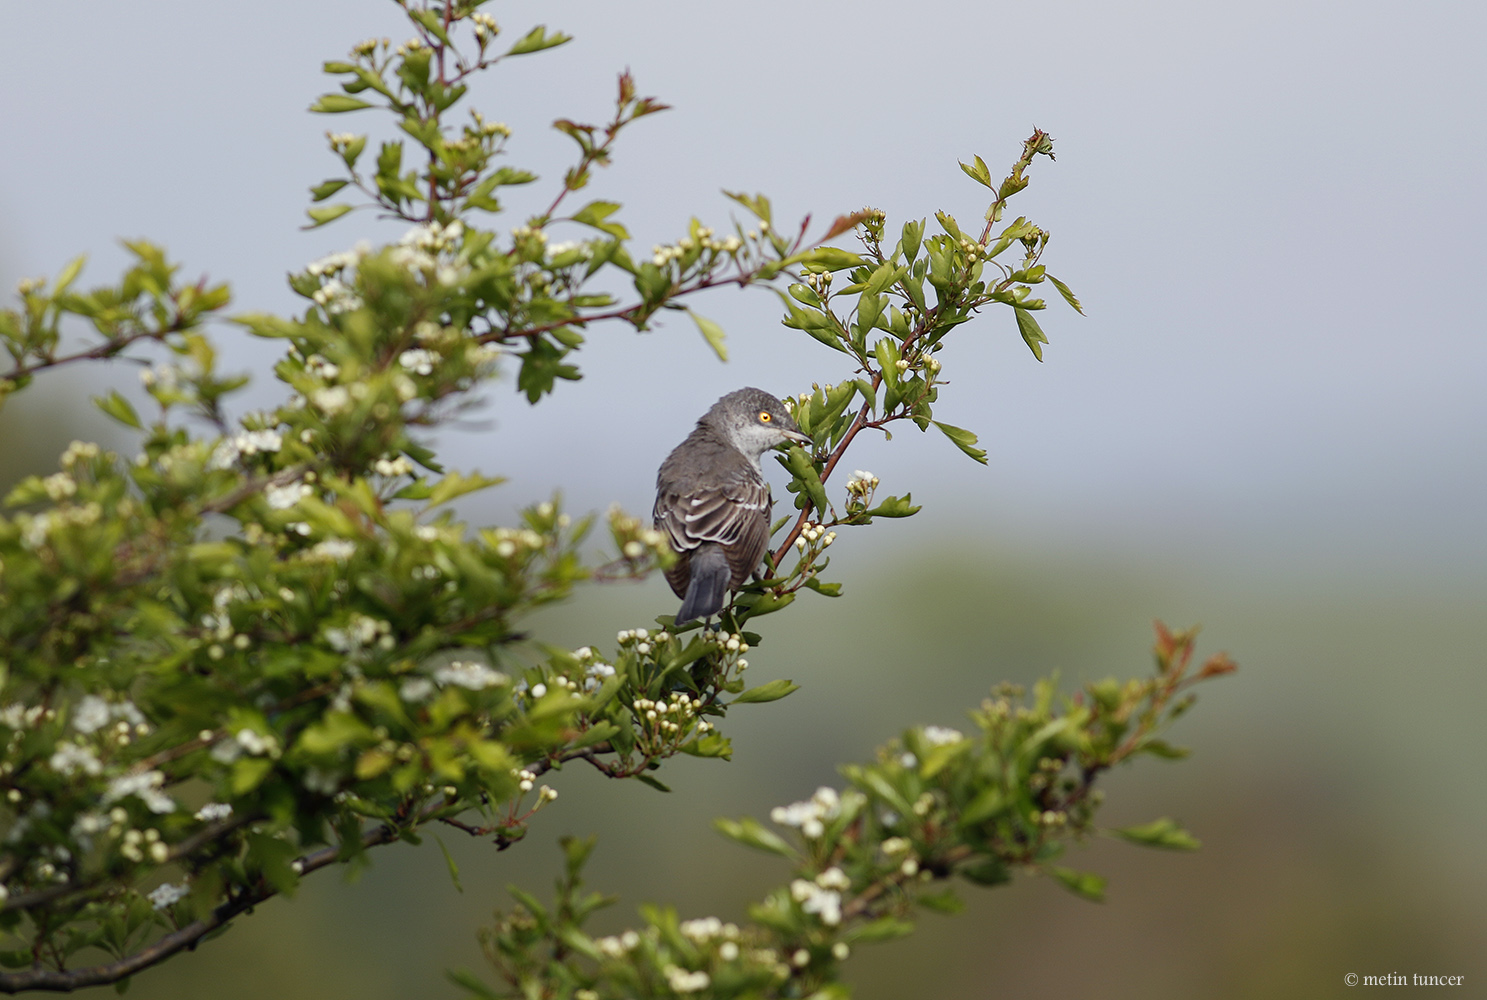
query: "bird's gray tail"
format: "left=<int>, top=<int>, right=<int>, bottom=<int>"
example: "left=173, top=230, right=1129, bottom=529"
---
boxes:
left=677, top=544, right=730, bottom=625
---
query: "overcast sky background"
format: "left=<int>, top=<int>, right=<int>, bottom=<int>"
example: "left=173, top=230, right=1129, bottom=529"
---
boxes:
left=3, top=0, right=1484, bottom=589
left=3, top=4, right=1485, bottom=997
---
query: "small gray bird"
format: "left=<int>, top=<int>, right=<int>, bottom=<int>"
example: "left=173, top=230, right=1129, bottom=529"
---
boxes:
left=654, top=387, right=811, bottom=625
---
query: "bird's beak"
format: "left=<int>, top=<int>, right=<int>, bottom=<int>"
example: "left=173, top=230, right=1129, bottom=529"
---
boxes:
left=781, top=429, right=812, bottom=447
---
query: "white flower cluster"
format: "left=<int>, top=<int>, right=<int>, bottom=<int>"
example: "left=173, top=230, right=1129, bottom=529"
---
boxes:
left=804, top=269, right=833, bottom=295
left=311, top=385, right=353, bottom=415
left=304, top=353, right=341, bottom=380
left=633, top=691, right=713, bottom=739
left=391, top=221, right=469, bottom=286
left=770, top=786, right=841, bottom=839
left=398, top=348, right=439, bottom=376
left=620, top=527, right=667, bottom=560
left=573, top=646, right=616, bottom=692
left=793, top=522, right=836, bottom=551
left=105, top=770, right=176, bottom=814
left=470, top=13, right=499, bottom=40
left=649, top=226, right=744, bottom=267
left=432, top=660, right=508, bottom=690
left=306, top=244, right=368, bottom=277
left=921, top=725, right=965, bottom=747
left=48, top=741, right=102, bottom=777
left=313, top=277, right=363, bottom=315
left=40, top=472, right=76, bottom=500
left=790, top=867, right=850, bottom=926
left=306, top=538, right=357, bottom=562
left=679, top=916, right=739, bottom=943
left=616, top=627, right=672, bottom=656
left=119, top=825, right=171, bottom=864
left=0, top=703, right=51, bottom=731
left=194, top=802, right=233, bottom=823
left=596, top=929, right=643, bottom=958
left=265, top=481, right=312, bottom=510
left=148, top=881, right=189, bottom=910
left=210, top=728, right=280, bottom=765
left=845, top=469, right=879, bottom=498
left=323, top=614, right=390, bottom=654
left=72, top=695, right=147, bottom=736
left=18, top=503, right=102, bottom=550
left=487, top=526, right=546, bottom=559
left=138, top=363, right=180, bottom=390
left=209, top=428, right=283, bottom=471
left=60, top=440, right=100, bottom=467
left=663, top=966, right=711, bottom=994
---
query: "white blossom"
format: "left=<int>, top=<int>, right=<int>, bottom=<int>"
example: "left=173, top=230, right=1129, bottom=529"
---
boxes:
left=398, top=349, right=439, bottom=376
left=72, top=695, right=111, bottom=735
left=194, top=802, right=233, bottom=823
left=921, top=725, right=965, bottom=747
left=266, top=482, right=313, bottom=510
left=307, top=538, right=356, bottom=561
left=323, top=614, right=384, bottom=652
left=399, top=677, right=435, bottom=702
left=311, top=386, right=352, bottom=415
left=49, top=742, right=102, bottom=776
left=105, top=770, right=176, bottom=814
left=769, top=786, right=841, bottom=839
left=790, top=878, right=843, bottom=925
left=663, top=967, right=710, bottom=994
left=148, top=882, right=189, bottom=910
left=433, top=661, right=508, bottom=690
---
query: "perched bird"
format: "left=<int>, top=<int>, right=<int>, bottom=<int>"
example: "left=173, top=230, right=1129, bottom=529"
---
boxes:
left=654, top=387, right=811, bottom=625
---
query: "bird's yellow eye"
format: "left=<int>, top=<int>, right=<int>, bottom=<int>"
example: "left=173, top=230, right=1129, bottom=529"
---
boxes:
left=758, top=411, right=772, bottom=423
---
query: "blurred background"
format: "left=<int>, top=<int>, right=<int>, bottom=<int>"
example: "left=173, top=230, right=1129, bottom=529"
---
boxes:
left=2, top=0, right=1484, bottom=997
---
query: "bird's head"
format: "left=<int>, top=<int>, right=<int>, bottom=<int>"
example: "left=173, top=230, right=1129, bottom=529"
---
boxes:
left=704, top=387, right=811, bottom=461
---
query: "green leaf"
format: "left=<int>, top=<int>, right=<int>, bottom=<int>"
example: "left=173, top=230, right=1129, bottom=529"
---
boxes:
left=737, top=591, right=794, bottom=617
left=426, top=471, right=505, bottom=507
left=635, top=773, right=672, bottom=793
left=1015, top=307, right=1048, bottom=361
left=506, top=25, right=573, bottom=56
left=55, top=254, right=86, bottom=295
left=433, top=835, right=464, bottom=892
left=958, top=153, right=993, bottom=188
left=95, top=390, right=141, bottom=429
left=957, top=857, right=1011, bottom=886
left=847, top=916, right=915, bottom=943
left=689, top=310, right=728, bottom=361
left=305, top=204, right=354, bottom=228
left=1137, top=738, right=1191, bottom=760
left=1112, top=817, right=1201, bottom=851
left=732, top=679, right=800, bottom=704
left=1048, top=866, right=1106, bottom=902
left=932, top=422, right=988, bottom=465
left=713, top=817, right=796, bottom=858
left=570, top=200, right=628, bottom=238
left=798, top=247, right=867, bottom=271
left=446, top=969, right=502, bottom=1000
left=309, top=179, right=349, bottom=202
left=788, top=282, right=822, bottom=308
left=917, top=888, right=966, bottom=914
left=308, top=94, right=374, bottom=114
left=801, top=577, right=842, bottom=597
left=723, top=190, right=772, bottom=222
left=959, top=786, right=1005, bottom=825
left=863, top=493, right=921, bottom=518
left=1048, top=274, right=1085, bottom=314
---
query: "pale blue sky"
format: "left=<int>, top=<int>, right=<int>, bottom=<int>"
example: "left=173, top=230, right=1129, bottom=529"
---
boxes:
left=2, top=0, right=1484, bottom=581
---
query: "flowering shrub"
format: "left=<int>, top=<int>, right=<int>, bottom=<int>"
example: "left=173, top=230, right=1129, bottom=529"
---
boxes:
left=0, top=1, right=1229, bottom=993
